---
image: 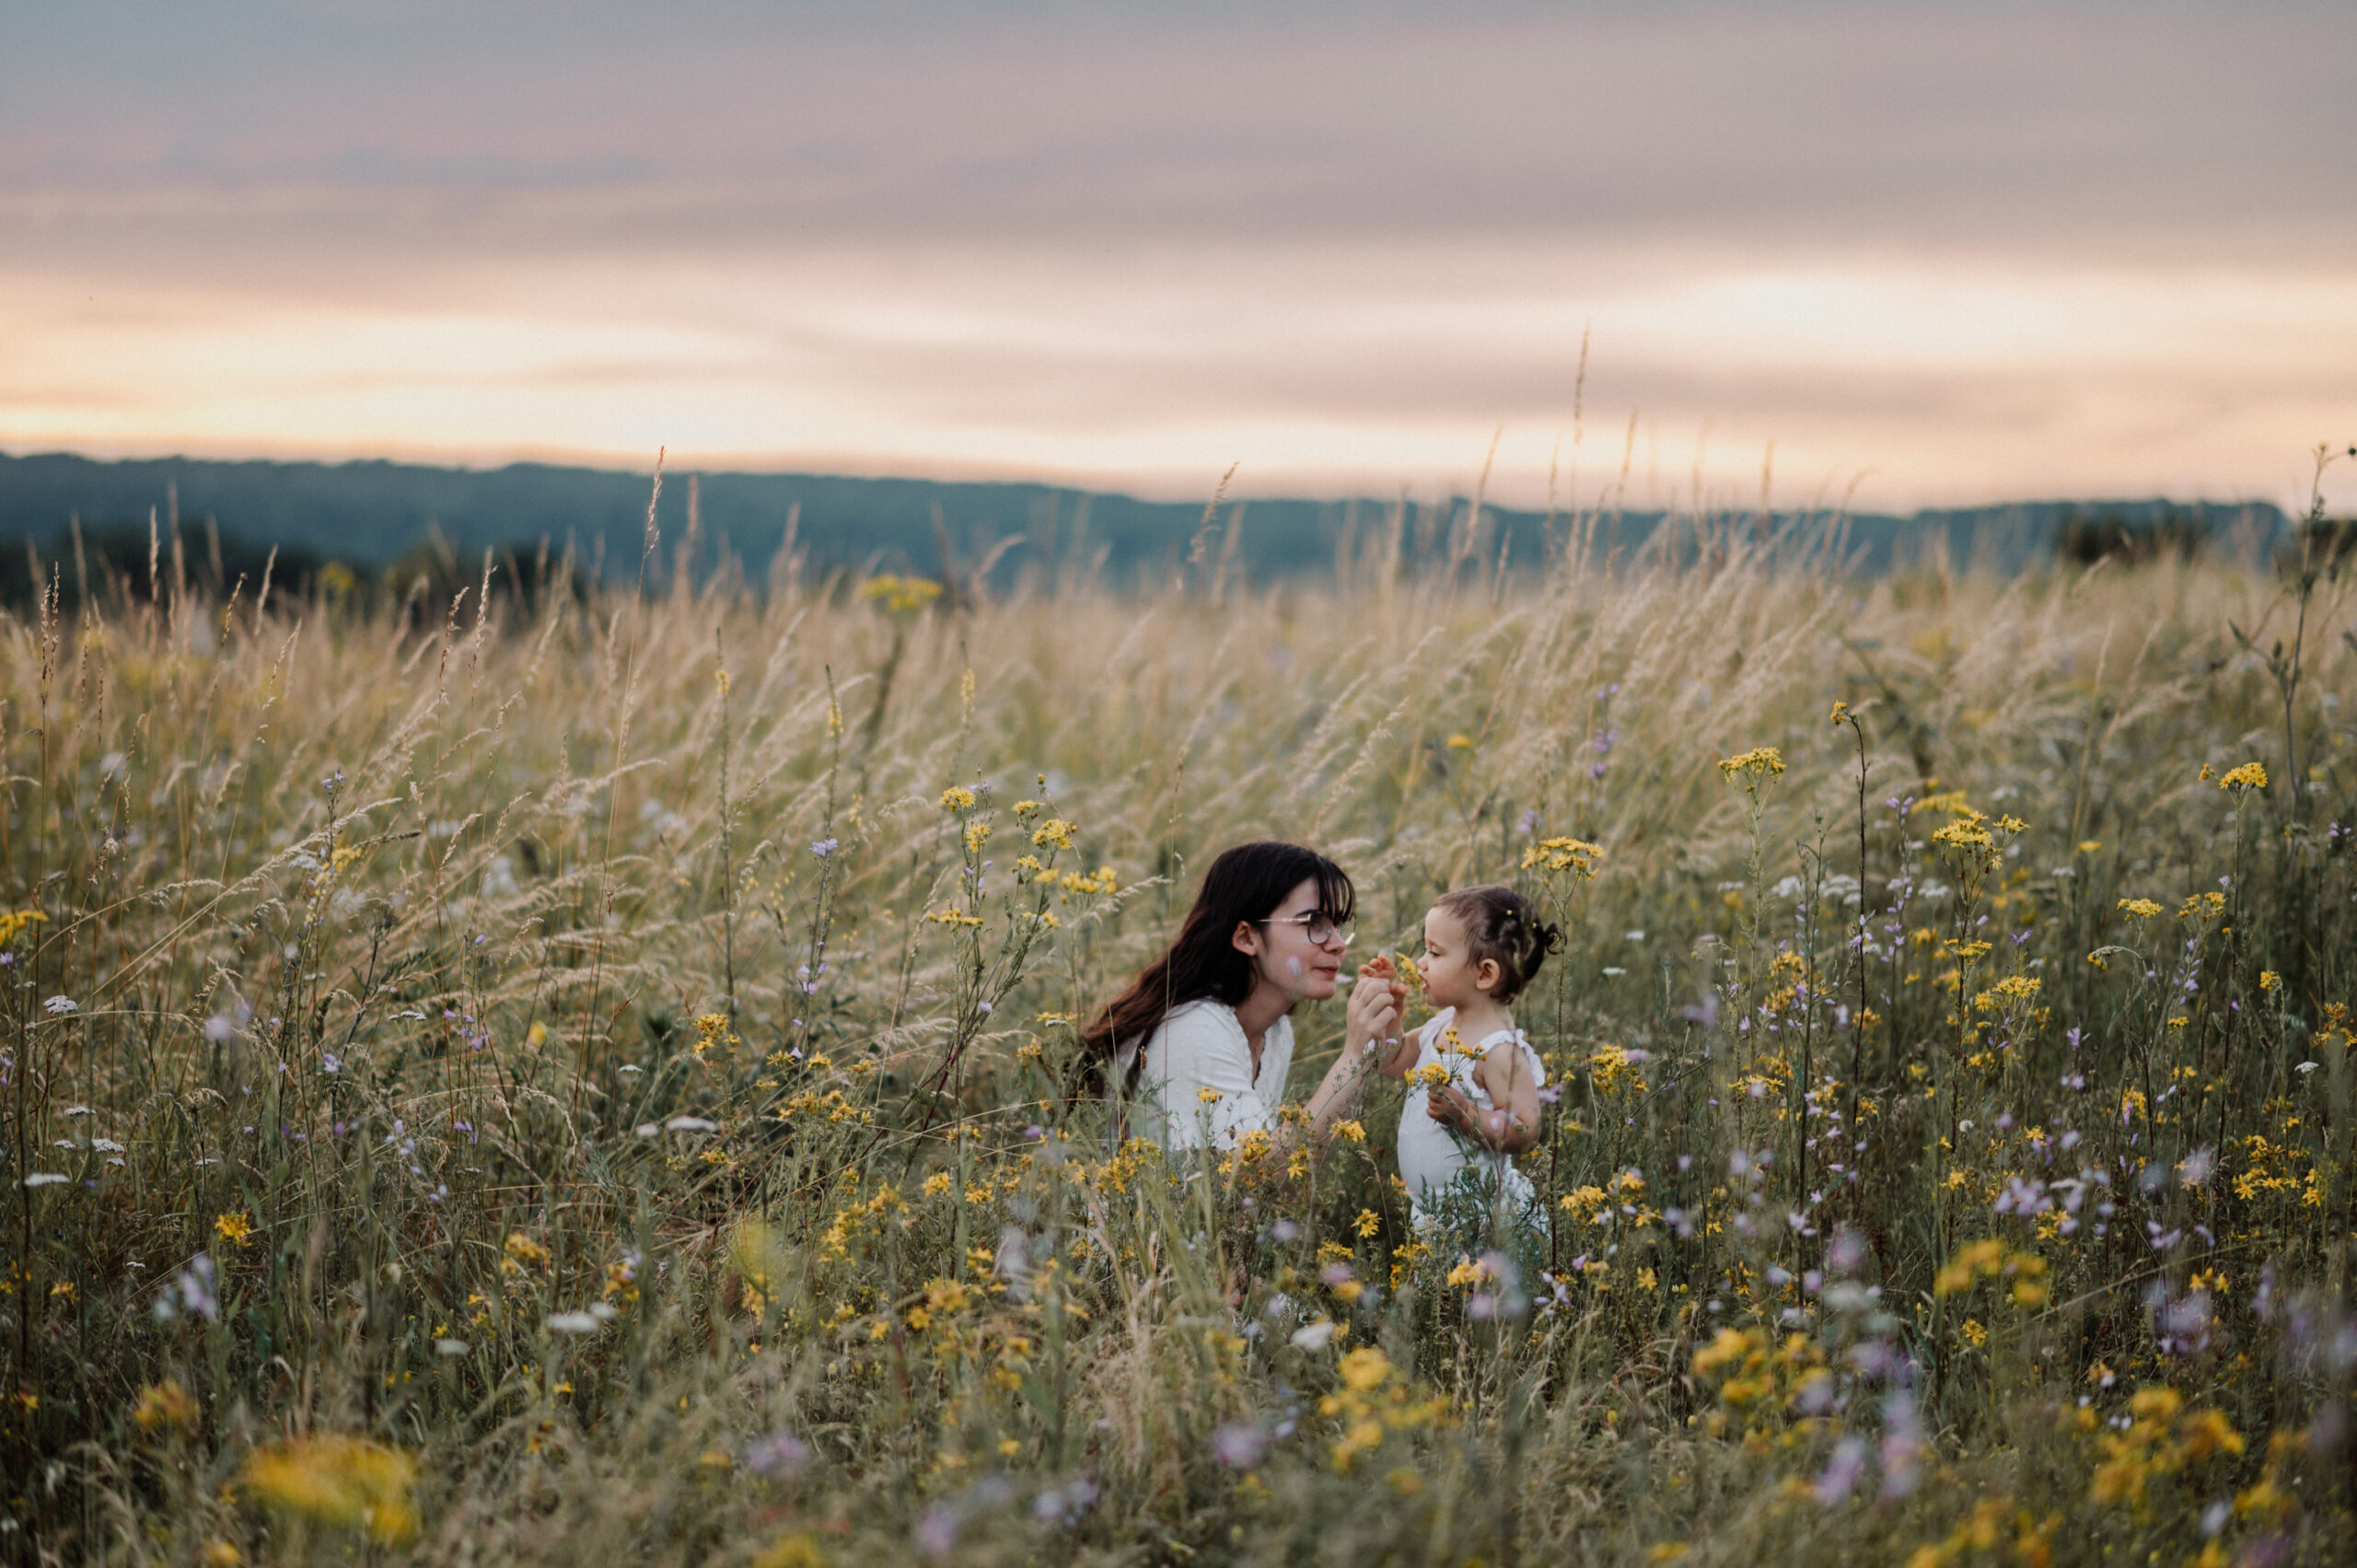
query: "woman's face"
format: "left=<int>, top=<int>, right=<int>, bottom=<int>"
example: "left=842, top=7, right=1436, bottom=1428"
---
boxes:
left=1235, top=876, right=1347, bottom=1004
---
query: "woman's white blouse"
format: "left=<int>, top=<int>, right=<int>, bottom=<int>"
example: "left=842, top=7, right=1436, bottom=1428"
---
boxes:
left=1118, top=998, right=1293, bottom=1151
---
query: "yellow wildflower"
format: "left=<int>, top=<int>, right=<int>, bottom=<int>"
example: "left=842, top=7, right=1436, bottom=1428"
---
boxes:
left=1932, top=818, right=1996, bottom=865
left=1338, top=1347, right=1391, bottom=1391
left=859, top=574, right=943, bottom=614
left=133, top=1379, right=199, bottom=1434
left=751, top=1534, right=827, bottom=1568
left=1717, top=748, right=1785, bottom=788
left=242, top=1436, right=420, bottom=1545
left=1521, top=837, right=1602, bottom=877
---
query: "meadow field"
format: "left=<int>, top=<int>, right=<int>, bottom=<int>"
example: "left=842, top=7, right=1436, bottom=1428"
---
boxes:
left=4, top=499, right=2355, bottom=1566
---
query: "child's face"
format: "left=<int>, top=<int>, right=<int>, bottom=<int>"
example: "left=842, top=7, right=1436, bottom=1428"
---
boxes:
left=1419, top=906, right=1496, bottom=1009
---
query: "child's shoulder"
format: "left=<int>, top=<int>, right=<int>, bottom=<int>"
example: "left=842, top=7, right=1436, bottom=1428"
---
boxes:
left=1476, top=1027, right=1544, bottom=1082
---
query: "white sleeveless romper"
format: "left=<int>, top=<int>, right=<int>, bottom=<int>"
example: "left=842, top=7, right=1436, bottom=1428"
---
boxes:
left=1396, top=1005, right=1546, bottom=1225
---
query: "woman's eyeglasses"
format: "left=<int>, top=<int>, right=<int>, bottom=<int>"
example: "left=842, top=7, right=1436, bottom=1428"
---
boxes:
left=1256, top=911, right=1353, bottom=947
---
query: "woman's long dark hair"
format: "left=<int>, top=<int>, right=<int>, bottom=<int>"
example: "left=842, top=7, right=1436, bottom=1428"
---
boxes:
left=1078, top=842, right=1355, bottom=1095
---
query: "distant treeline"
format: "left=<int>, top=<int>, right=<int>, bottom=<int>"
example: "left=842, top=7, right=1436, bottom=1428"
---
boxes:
left=0, top=450, right=2300, bottom=606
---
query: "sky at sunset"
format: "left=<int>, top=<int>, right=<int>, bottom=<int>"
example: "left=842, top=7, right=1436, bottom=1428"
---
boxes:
left=4, top=0, right=2352, bottom=513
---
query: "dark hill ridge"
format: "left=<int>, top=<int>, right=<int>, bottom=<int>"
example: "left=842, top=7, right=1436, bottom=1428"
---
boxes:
left=0, top=449, right=2291, bottom=588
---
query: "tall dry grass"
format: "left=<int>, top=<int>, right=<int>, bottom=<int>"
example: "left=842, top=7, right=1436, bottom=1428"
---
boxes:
left=3, top=512, right=2355, bottom=1565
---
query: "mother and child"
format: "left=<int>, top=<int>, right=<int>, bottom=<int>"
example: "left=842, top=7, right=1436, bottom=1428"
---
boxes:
left=1080, top=841, right=1562, bottom=1227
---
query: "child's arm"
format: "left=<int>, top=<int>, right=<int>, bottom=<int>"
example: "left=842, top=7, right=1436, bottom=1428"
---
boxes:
left=1431, top=1041, right=1542, bottom=1154
left=1478, top=1043, right=1542, bottom=1154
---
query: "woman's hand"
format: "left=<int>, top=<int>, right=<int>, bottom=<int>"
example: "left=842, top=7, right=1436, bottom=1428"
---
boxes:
left=1304, top=966, right=1403, bottom=1138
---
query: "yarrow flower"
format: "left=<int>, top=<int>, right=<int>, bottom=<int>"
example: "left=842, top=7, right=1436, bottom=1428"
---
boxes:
left=1717, top=748, right=1785, bottom=789
left=242, top=1435, right=420, bottom=1546
left=1932, top=819, right=1994, bottom=854
left=1971, top=975, right=2042, bottom=1013
left=1058, top=865, right=1118, bottom=898
left=1521, top=837, right=1602, bottom=877
left=133, top=1378, right=198, bottom=1434
left=859, top=574, right=943, bottom=614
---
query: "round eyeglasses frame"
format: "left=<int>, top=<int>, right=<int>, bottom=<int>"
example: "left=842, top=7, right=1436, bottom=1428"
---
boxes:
left=1253, top=911, right=1353, bottom=948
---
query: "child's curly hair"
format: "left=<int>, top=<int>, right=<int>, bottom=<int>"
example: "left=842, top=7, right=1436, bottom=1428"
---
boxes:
left=1434, top=884, right=1562, bottom=1003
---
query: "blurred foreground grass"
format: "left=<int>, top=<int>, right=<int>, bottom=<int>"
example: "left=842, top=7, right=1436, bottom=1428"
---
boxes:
left=5, top=520, right=2357, bottom=1565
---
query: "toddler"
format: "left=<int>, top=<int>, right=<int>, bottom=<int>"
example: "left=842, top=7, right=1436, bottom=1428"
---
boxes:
left=1365, top=884, right=1559, bottom=1226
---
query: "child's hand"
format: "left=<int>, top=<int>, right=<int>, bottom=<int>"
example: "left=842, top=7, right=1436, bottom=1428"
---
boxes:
left=1354, top=953, right=1409, bottom=1015
left=1428, top=1086, right=1506, bottom=1145
left=1427, top=1085, right=1478, bottom=1132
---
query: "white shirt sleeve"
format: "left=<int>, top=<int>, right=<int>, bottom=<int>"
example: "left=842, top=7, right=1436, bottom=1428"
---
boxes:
left=1133, top=1000, right=1274, bottom=1151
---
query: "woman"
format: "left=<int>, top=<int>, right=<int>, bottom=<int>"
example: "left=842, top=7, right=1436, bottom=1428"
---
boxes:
left=1082, top=842, right=1405, bottom=1150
